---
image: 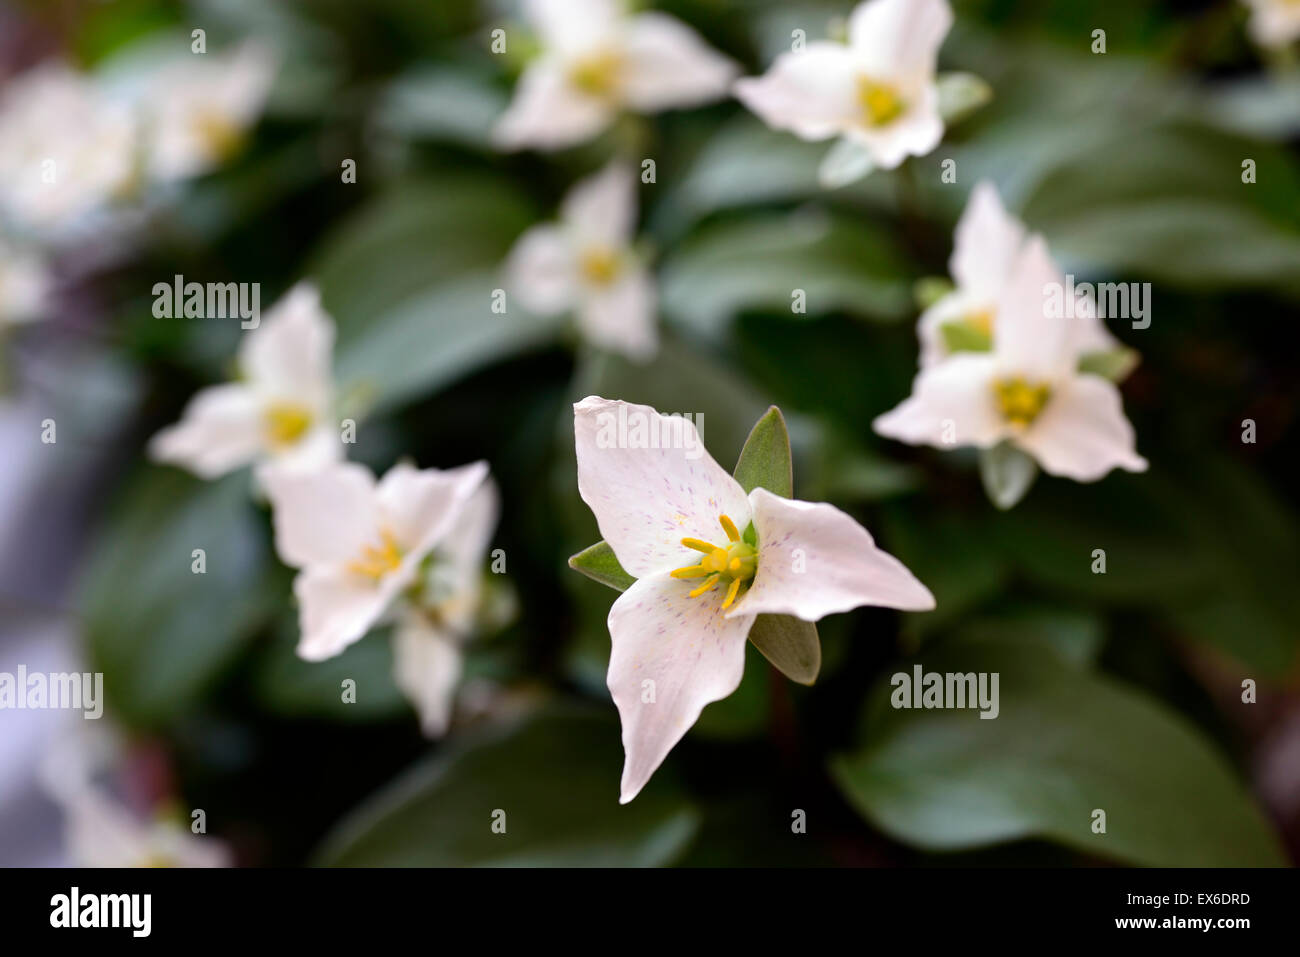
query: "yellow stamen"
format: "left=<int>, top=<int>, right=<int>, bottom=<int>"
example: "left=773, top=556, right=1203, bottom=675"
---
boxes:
left=721, top=577, right=742, bottom=609
left=857, top=77, right=905, bottom=127
left=993, top=377, right=1052, bottom=428
left=680, top=537, right=716, bottom=554
left=670, top=564, right=710, bottom=579
left=264, top=401, right=314, bottom=447
left=578, top=245, right=622, bottom=285
left=567, top=50, right=623, bottom=98
left=718, top=514, right=741, bottom=542
left=345, top=528, right=404, bottom=580
left=688, top=575, right=720, bottom=598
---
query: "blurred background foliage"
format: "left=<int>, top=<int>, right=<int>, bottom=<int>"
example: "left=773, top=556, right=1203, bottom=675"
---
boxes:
left=6, top=0, right=1299, bottom=866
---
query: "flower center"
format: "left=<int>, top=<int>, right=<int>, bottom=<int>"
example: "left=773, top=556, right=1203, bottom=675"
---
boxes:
left=263, top=401, right=314, bottom=447
left=993, top=377, right=1052, bottom=427
left=857, top=77, right=905, bottom=127
left=194, top=110, right=245, bottom=161
left=965, top=308, right=994, bottom=337
left=568, top=50, right=624, bottom=98
left=578, top=244, right=623, bottom=285
left=670, top=514, right=757, bottom=610
left=346, top=528, right=404, bottom=580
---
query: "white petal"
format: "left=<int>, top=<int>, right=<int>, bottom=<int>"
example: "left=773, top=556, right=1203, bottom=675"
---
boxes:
left=607, top=571, right=754, bottom=803
left=506, top=223, right=579, bottom=315
left=916, top=287, right=992, bottom=369
left=294, top=565, right=397, bottom=660
left=849, top=0, right=953, bottom=79
left=574, top=396, right=750, bottom=578
left=262, top=462, right=380, bottom=569
left=734, top=488, right=934, bottom=621
left=1014, top=374, right=1148, bottom=481
left=873, top=353, right=1006, bottom=449
left=425, top=477, right=500, bottom=634
left=492, top=60, right=614, bottom=151
left=840, top=82, right=943, bottom=169
left=950, top=181, right=1025, bottom=297
left=732, top=44, right=861, bottom=141
left=621, top=13, right=737, bottom=111
left=993, top=234, right=1076, bottom=382
left=577, top=265, right=659, bottom=360
left=147, top=383, right=265, bottom=478
left=818, top=136, right=876, bottom=189
left=523, top=0, right=620, bottom=54
left=392, top=612, right=463, bottom=738
left=560, top=160, right=637, bottom=244
left=263, top=421, right=344, bottom=473
left=376, top=460, right=490, bottom=559
left=240, top=282, right=335, bottom=406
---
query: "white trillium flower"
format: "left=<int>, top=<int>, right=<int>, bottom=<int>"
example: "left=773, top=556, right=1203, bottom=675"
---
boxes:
left=0, top=64, right=139, bottom=237
left=148, top=282, right=342, bottom=479
left=505, top=161, right=657, bottom=360
left=392, top=477, right=500, bottom=737
left=494, top=0, right=736, bottom=151
left=261, top=460, right=491, bottom=665
left=918, top=181, right=1117, bottom=368
left=139, top=42, right=276, bottom=182
left=1241, top=0, right=1300, bottom=49
left=874, top=237, right=1148, bottom=482
left=574, top=396, right=934, bottom=803
left=0, top=239, right=52, bottom=326
left=734, top=0, right=952, bottom=172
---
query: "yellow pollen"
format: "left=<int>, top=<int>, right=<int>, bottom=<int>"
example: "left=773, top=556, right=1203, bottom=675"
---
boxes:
left=568, top=50, right=623, bottom=98
left=578, top=245, right=622, bottom=285
left=857, top=77, right=905, bottom=127
left=671, top=514, right=757, bottom=606
left=993, top=377, right=1052, bottom=428
left=264, top=402, right=314, bottom=447
left=345, top=528, right=404, bottom=580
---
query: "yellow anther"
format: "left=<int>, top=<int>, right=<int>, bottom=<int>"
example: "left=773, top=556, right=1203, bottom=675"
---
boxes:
left=345, top=528, right=404, bottom=580
left=567, top=50, right=623, bottom=98
left=718, top=514, right=741, bottom=542
left=670, top=564, right=709, bottom=579
left=578, top=245, right=622, bottom=285
left=671, top=514, right=757, bottom=607
left=681, top=538, right=716, bottom=554
left=721, top=577, right=742, bottom=609
left=993, top=377, right=1052, bottom=428
left=857, top=77, right=905, bottom=127
left=264, top=401, right=314, bottom=447
left=688, top=575, right=720, bottom=598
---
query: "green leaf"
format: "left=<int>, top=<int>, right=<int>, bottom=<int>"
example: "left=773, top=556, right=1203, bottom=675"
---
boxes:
left=1078, top=346, right=1139, bottom=382
left=81, top=468, right=276, bottom=726
left=817, top=137, right=874, bottom=190
left=938, top=319, right=992, bottom=354
left=913, top=276, right=955, bottom=311
left=568, top=541, right=635, bottom=592
left=979, top=442, right=1038, bottom=510
left=831, top=640, right=1284, bottom=866
left=747, top=614, right=820, bottom=686
left=732, top=405, right=793, bottom=498
left=315, top=706, right=699, bottom=866
left=936, top=72, right=993, bottom=125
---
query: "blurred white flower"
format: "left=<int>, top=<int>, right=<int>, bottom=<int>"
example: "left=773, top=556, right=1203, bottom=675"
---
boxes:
left=0, top=64, right=139, bottom=237
left=1242, top=0, right=1300, bottom=49
left=505, top=161, right=657, bottom=360
left=918, top=181, right=1117, bottom=368
left=874, top=237, right=1148, bottom=482
left=139, top=42, right=276, bottom=182
left=0, top=239, right=51, bottom=326
left=734, top=0, right=952, bottom=173
left=261, top=459, right=491, bottom=663
left=148, top=282, right=342, bottom=479
left=574, top=396, right=933, bottom=803
left=494, top=0, right=736, bottom=151
left=392, top=477, right=500, bottom=737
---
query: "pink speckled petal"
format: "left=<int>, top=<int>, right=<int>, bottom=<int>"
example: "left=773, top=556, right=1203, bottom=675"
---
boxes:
left=574, top=396, right=750, bottom=578
left=731, top=487, right=934, bottom=622
left=607, top=571, right=755, bottom=803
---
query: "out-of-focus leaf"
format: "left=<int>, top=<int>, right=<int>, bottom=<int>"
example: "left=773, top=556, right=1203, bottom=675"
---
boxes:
left=660, top=210, right=912, bottom=338
left=1204, top=74, right=1300, bottom=140
left=831, top=640, right=1285, bottom=866
left=315, top=706, right=699, bottom=866
left=732, top=405, right=793, bottom=498
left=693, top=643, right=772, bottom=738
left=82, top=468, right=275, bottom=726
left=979, top=442, right=1038, bottom=510
left=936, top=71, right=993, bottom=125
left=913, top=276, right=954, bottom=310
left=818, top=137, right=874, bottom=190
left=747, top=613, right=820, bottom=686
left=947, top=604, right=1106, bottom=669
left=1078, top=346, right=1139, bottom=382
left=372, top=65, right=507, bottom=148
left=568, top=541, right=635, bottom=592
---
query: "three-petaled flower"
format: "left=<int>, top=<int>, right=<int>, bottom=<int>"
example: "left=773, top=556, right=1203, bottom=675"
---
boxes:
left=493, top=0, right=736, bottom=151
left=574, top=396, right=934, bottom=802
